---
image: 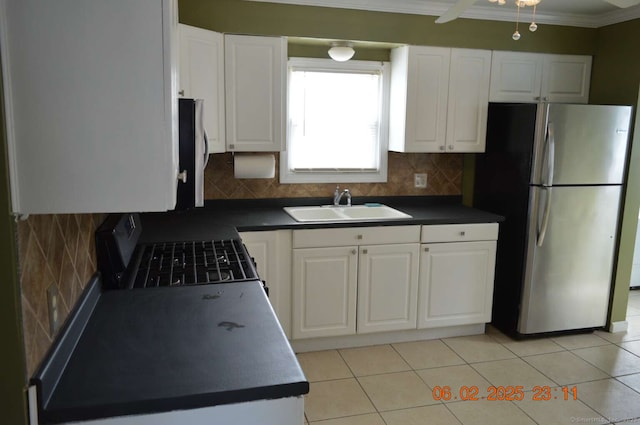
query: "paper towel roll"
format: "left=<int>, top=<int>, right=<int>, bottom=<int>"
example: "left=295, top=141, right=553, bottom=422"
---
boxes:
left=234, top=154, right=276, bottom=179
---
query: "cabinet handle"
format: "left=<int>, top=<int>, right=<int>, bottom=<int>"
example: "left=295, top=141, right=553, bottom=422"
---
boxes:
left=448, top=145, right=454, bottom=151
left=228, top=144, right=235, bottom=150
left=351, top=249, right=357, bottom=255
left=178, top=89, right=185, bottom=96
left=357, top=235, right=363, bottom=240
left=424, top=247, right=429, bottom=252
left=439, top=146, right=445, bottom=151
left=362, top=249, right=368, bottom=254
left=460, top=231, right=466, bottom=236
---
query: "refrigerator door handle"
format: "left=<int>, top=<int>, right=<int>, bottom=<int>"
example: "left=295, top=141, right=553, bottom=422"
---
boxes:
left=537, top=187, right=552, bottom=247
left=203, top=130, right=210, bottom=169
left=543, top=122, right=556, bottom=187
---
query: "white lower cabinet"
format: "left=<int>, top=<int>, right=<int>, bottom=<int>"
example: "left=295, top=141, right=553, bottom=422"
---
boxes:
left=357, top=243, right=420, bottom=334
left=290, top=223, right=499, bottom=343
left=418, top=240, right=496, bottom=328
left=291, top=226, right=420, bottom=340
left=240, top=230, right=292, bottom=337
left=418, top=223, right=498, bottom=328
left=292, top=246, right=358, bottom=339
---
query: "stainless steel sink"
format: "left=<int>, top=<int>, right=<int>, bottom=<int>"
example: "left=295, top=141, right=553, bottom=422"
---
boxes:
left=283, top=204, right=412, bottom=222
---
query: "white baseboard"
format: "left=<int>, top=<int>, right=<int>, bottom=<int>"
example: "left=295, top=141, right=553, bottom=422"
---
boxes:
left=290, top=324, right=485, bottom=353
left=609, top=320, right=629, bottom=333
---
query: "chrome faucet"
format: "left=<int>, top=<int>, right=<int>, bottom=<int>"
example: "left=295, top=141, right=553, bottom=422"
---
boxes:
left=333, top=185, right=352, bottom=206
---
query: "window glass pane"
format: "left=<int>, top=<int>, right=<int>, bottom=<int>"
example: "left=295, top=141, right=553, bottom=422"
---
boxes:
left=289, top=69, right=381, bottom=170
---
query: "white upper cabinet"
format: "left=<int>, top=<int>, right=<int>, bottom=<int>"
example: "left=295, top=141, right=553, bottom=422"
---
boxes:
left=389, top=46, right=450, bottom=153
left=224, top=34, right=286, bottom=152
left=490, top=51, right=591, bottom=104
left=541, top=54, right=592, bottom=104
left=446, top=49, right=491, bottom=153
left=389, top=46, right=490, bottom=153
left=178, top=24, right=225, bottom=153
left=0, top=0, right=178, bottom=214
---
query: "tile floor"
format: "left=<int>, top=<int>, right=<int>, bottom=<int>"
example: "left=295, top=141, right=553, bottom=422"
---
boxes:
left=298, top=290, right=640, bottom=425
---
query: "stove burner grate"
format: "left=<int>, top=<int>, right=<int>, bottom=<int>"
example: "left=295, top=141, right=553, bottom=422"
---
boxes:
left=131, top=239, right=257, bottom=288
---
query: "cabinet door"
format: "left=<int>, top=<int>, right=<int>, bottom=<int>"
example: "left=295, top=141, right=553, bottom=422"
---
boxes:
left=224, top=34, right=286, bottom=152
left=489, top=51, right=543, bottom=103
left=418, top=241, right=496, bottom=328
left=446, top=49, right=491, bottom=153
left=0, top=0, right=178, bottom=214
left=178, top=24, right=225, bottom=153
left=390, top=46, right=450, bottom=153
left=292, top=247, right=358, bottom=339
left=357, top=244, right=420, bottom=334
left=240, top=230, right=292, bottom=338
left=542, top=55, right=591, bottom=104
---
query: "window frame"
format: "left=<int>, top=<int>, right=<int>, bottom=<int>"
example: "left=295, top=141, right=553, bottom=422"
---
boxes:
left=280, top=57, right=390, bottom=184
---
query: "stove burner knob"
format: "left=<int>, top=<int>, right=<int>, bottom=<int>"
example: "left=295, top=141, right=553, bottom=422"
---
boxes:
left=171, top=279, right=181, bottom=286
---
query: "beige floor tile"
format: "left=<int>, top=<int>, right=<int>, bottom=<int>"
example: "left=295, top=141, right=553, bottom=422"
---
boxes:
left=572, top=345, right=640, bottom=377
left=442, top=335, right=517, bottom=363
left=304, top=378, right=376, bottom=422
left=627, top=305, right=640, bottom=317
left=381, top=404, right=462, bottom=425
left=513, top=395, right=605, bottom=425
left=358, top=371, right=439, bottom=411
left=501, top=338, right=566, bottom=357
left=619, top=340, right=640, bottom=357
left=392, top=340, right=465, bottom=370
left=575, top=378, right=640, bottom=422
left=616, top=373, right=640, bottom=393
left=471, top=358, right=556, bottom=391
left=308, top=413, right=385, bottom=425
left=339, top=345, right=410, bottom=377
left=417, top=364, right=492, bottom=403
left=523, top=351, right=609, bottom=385
left=446, top=399, right=537, bottom=425
left=551, top=333, right=612, bottom=350
left=297, top=350, right=353, bottom=382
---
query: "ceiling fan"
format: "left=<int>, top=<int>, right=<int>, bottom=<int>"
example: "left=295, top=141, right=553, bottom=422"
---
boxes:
left=435, top=0, right=640, bottom=24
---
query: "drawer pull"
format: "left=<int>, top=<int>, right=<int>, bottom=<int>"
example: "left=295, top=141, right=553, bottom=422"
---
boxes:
left=362, top=249, right=368, bottom=254
left=424, top=247, right=429, bottom=252
left=460, top=231, right=466, bottom=236
left=357, top=235, right=363, bottom=240
left=351, top=249, right=357, bottom=255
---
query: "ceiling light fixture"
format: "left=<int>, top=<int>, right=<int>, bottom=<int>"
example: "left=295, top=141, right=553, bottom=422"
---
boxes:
left=328, top=42, right=355, bottom=62
left=489, top=0, right=541, bottom=41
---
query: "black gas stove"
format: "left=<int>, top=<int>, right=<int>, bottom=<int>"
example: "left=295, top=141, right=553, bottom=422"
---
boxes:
left=96, top=213, right=260, bottom=291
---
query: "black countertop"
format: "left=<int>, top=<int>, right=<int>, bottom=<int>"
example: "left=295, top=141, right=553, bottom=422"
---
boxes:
left=32, top=196, right=501, bottom=424
left=32, top=277, right=308, bottom=424
left=139, top=196, right=504, bottom=243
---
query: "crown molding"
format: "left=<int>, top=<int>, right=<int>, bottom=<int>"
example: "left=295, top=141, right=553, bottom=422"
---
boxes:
left=244, top=0, right=640, bottom=28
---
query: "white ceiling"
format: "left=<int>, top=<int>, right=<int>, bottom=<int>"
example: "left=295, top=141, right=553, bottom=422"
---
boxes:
left=246, top=0, right=640, bottom=27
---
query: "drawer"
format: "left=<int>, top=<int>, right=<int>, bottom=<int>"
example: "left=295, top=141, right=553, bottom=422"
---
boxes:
left=293, top=225, right=420, bottom=248
left=421, top=223, right=499, bottom=243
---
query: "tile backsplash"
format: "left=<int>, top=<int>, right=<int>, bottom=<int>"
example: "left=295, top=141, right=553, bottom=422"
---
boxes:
left=204, top=152, right=463, bottom=199
left=17, top=213, right=104, bottom=377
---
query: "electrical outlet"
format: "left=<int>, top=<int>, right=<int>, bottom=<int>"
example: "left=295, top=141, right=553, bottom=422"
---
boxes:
left=47, top=284, right=60, bottom=336
left=414, top=173, right=427, bottom=188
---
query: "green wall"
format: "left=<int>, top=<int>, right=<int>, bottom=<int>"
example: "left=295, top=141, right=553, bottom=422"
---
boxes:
left=178, top=0, right=597, bottom=54
left=0, top=56, right=28, bottom=425
left=591, top=19, right=640, bottom=325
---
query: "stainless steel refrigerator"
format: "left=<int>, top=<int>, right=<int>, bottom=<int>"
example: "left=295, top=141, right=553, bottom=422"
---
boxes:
left=474, top=103, right=632, bottom=337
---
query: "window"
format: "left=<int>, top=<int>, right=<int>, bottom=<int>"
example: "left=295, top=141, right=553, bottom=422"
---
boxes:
left=280, top=58, right=390, bottom=183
